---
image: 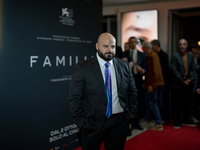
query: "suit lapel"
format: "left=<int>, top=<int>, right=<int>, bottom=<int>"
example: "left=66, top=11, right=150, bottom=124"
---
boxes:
left=113, top=58, right=121, bottom=91
left=178, top=52, right=185, bottom=71
left=92, top=56, right=106, bottom=91
left=137, top=50, right=140, bottom=63
left=186, top=53, right=189, bottom=70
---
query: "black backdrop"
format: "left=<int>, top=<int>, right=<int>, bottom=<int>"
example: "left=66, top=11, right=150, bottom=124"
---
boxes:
left=0, top=0, right=102, bottom=149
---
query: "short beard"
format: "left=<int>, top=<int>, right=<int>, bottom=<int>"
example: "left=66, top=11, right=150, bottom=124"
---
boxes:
left=179, top=48, right=186, bottom=55
left=98, top=49, right=114, bottom=61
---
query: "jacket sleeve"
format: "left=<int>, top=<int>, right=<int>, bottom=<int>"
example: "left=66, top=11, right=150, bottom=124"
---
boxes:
left=197, top=64, right=200, bottom=89
left=170, top=55, right=184, bottom=85
left=153, top=55, right=164, bottom=87
left=127, top=63, right=138, bottom=123
left=189, top=55, right=196, bottom=81
left=142, top=53, right=147, bottom=74
left=68, top=64, right=85, bottom=128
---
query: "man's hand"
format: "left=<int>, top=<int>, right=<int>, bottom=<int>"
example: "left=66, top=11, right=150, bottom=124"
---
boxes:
left=148, top=86, right=153, bottom=93
left=136, top=65, right=144, bottom=73
left=129, top=124, right=132, bottom=129
left=129, top=64, right=132, bottom=70
left=196, top=88, right=200, bottom=94
left=121, top=57, right=128, bottom=61
left=133, top=61, right=137, bottom=65
left=183, top=79, right=191, bottom=85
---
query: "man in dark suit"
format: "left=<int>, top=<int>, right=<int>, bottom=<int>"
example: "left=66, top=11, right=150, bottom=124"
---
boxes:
left=68, top=33, right=137, bottom=150
left=170, top=38, right=196, bottom=129
left=196, top=59, right=200, bottom=129
left=124, top=37, right=146, bottom=131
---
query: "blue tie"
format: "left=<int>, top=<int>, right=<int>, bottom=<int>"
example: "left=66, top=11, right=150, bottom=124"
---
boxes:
left=105, top=62, right=112, bottom=118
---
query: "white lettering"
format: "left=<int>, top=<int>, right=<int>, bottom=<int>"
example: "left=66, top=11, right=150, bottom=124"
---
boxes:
left=30, top=56, right=90, bottom=67
left=69, top=56, right=72, bottom=66
left=50, top=130, right=60, bottom=136
left=43, top=56, right=52, bottom=67
left=75, top=56, right=78, bottom=64
left=69, top=129, right=79, bottom=135
left=63, top=132, right=69, bottom=137
left=30, top=56, right=38, bottom=67
left=56, top=56, right=65, bottom=66
left=49, top=134, right=62, bottom=142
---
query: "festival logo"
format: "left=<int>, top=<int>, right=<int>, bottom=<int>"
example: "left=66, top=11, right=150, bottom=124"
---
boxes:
left=59, top=8, right=75, bottom=26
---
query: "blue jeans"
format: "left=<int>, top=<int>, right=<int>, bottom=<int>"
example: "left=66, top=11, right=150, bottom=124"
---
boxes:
left=157, top=85, right=167, bottom=119
left=145, top=89, right=162, bottom=125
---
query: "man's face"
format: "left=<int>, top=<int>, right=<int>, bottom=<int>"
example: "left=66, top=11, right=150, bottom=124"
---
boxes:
left=192, top=47, right=198, bottom=54
left=142, top=46, right=148, bottom=54
left=121, top=10, right=158, bottom=52
left=96, top=36, right=116, bottom=61
left=124, top=43, right=129, bottom=51
left=129, top=38, right=137, bottom=50
left=151, top=44, right=157, bottom=52
left=179, top=39, right=188, bottom=54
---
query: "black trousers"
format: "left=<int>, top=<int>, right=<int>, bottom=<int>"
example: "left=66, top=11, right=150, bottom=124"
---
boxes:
left=81, top=113, right=129, bottom=150
left=172, top=84, right=193, bottom=121
left=133, top=74, right=144, bottom=125
left=193, top=92, right=200, bottom=119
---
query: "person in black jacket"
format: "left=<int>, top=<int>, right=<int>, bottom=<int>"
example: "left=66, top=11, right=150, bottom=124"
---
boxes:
left=69, top=33, right=137, bottom=150
left=170, top=38, right=196, bottom=129
left=196, top=58, right=200, bottom=130
left=124, top=37, right=147, bottom=131
left=151, top=40, right=169, bottom=121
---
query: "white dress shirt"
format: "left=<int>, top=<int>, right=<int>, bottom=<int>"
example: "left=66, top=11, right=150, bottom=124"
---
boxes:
left=130, top=48, right=138, bottom=74
left=96, top=52, right=124, bottom=114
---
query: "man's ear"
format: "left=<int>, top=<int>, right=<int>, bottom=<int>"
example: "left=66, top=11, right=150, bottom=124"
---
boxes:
left=96, top=43, right=98, bottom=50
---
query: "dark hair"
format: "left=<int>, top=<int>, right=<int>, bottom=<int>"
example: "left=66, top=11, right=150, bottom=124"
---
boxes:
left=151, top=39, right=160, bottom=47
left=188, top=41, right=199, bottom=52
left=128, top=37, right=137, bottom=43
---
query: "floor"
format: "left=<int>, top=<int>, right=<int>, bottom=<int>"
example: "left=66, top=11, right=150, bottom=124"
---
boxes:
left=126, top=119, right=149, bottom=140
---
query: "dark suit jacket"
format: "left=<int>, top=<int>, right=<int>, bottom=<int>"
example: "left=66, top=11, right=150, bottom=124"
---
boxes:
left=157, top=49, right=169, bottom=85
left=170, top=51, right=196, bottom=89
left=68, top=55, right=137, bottom=136
left=115, top=46, right=126, bottom=59
left=124, top=49, right=147, bottom=87
left=197, top=61, right=200, bottom=89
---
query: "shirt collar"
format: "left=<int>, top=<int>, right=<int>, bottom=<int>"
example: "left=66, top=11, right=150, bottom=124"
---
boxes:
left=130, top=48, right=137, bottom=52
left=96, top=52, right=113, bottom=67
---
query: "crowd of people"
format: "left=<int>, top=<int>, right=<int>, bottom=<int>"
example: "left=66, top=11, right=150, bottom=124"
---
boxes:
left=68, top=33, right=200, bottom=150
left=116, top=37, right=200, bottom=132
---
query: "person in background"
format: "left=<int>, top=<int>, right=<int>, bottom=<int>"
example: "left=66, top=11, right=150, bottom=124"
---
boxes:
left=151, top=40, right=169, bottom=122
left=195, top=52, right=200, bottom=128
left=188, top=41, right=199, bottom=65
left=196, top=54, right=200, bottom=125
left=142, top=41, right=164, bottom=131
left=115, top=46, right=127, bottom=61
left=124, top=37, right=147, bottom=132
left=197, top=59, right=200, bottom=130
left=68, top=33, right=137, bottom=150
left=124, top=42, right=130, bottom=51
left=187, top=42, right=199, bottom=124
left=170, top=39, right=196, bottom=129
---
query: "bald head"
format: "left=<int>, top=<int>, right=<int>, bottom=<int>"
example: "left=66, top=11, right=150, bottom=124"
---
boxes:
left=97, top=33, right=116, bottom=44
left=96, top=33, right=116, bottom=61
left=178, top=38, right=188, bottom=55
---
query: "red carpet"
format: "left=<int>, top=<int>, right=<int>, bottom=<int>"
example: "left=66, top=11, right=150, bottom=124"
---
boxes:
left=75, top=125, right=200, bottom=150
